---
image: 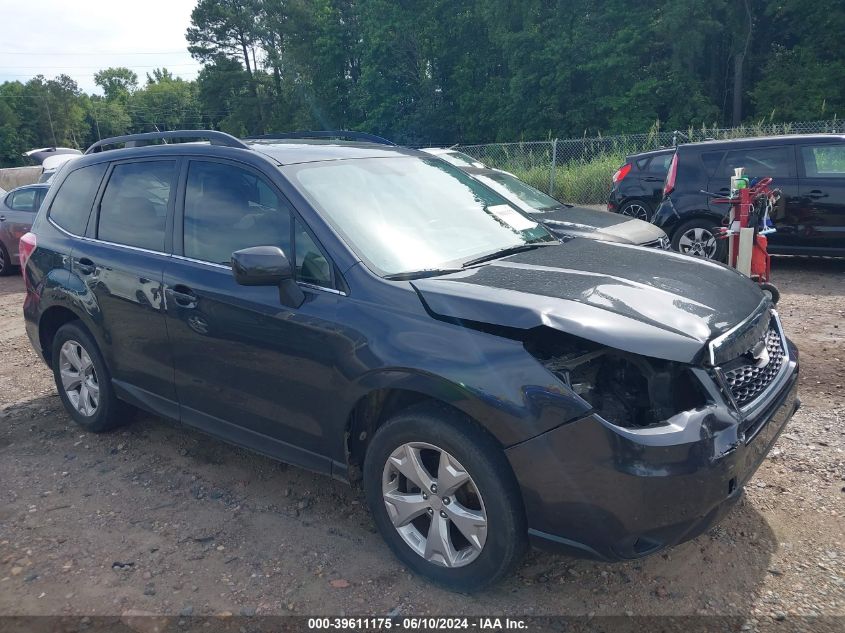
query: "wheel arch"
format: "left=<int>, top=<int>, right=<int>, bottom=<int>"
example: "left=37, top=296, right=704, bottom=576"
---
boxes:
left=343, top=384, right=506, bottom=484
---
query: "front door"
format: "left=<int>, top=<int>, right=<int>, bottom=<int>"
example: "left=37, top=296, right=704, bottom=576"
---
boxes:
left=162, top=158, right=345, bottom=472
left=797, top=142, right=845, bottom=252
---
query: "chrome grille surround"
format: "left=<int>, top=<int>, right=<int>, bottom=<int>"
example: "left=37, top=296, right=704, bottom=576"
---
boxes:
left=710, top=309, right=790, bottom=413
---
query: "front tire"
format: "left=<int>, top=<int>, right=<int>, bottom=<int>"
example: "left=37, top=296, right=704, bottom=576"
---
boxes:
left=672, top=218, right=726, bottom=261
left=51, top=322, right=128, bottom=433
left=363, top=403, right=527, bottom=592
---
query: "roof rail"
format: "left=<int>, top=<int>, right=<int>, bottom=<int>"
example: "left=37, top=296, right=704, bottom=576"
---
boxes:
left=244, top=130, right=396, bottom=146
left=84, top=130, right=250, bottom=155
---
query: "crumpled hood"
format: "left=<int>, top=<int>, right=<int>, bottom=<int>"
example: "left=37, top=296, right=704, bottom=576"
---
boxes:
left=411, top=239, right=767, bottom=363
left=535, top=206, right=666, bottom=245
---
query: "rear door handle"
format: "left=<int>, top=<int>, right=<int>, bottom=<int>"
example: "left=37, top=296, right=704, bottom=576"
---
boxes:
left=0, top=215, right=5, bottom=222
left=170, top=286, right=198, bottom=309
left=77, top=257, right=96, bottom=275
left=808, top=189, right=828, bottom=199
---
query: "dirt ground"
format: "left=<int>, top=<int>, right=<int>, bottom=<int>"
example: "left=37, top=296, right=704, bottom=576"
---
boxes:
left=0, top=258, right=843, bottom=624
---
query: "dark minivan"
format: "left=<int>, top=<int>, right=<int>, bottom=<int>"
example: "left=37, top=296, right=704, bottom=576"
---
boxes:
left=21, top=131, right=799, bottom=591
left=652, top=134, right=845, bottom=260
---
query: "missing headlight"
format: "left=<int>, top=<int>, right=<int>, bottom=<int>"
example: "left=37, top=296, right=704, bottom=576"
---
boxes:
left=524, top=327, right=707, bottom=429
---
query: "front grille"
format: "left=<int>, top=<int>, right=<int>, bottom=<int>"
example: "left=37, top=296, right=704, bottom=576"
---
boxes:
left=721, top=327, right=785, bottom=408
left=643, top=237, right=671, bottom=250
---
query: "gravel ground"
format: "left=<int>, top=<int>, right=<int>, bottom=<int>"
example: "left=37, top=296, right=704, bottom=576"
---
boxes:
left=0, top=258, right=843, bottom=626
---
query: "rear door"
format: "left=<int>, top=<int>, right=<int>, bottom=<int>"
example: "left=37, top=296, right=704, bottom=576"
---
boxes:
left=162, top=158, right=345, bottom=472
left=797, top=142, right=845, bottom=252
left=72, top=158, right=179, bottom=414
left=0, top=187, right=43, bottom=262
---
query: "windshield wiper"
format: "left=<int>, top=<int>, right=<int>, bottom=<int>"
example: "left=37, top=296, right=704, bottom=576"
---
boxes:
left=384, top=268, right=462, bottom=281
left=461, top=242, right=555, bottom=268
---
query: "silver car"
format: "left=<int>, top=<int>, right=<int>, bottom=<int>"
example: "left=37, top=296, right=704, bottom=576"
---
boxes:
left=0, top=184, right=49, bottom=275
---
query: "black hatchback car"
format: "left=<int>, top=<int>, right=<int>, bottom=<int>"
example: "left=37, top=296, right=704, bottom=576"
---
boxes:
left=21, top=130, right=800, bottom=591
left=607, top=148, right=675, bottom=221
left=653, top=134, right=845, bottom=260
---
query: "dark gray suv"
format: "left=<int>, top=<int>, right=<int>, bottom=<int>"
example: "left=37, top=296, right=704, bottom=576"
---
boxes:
left=21, top=131, right=800, bottom=591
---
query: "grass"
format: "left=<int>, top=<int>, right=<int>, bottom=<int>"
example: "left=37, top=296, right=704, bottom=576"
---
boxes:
left=496, top=154, right=625, bottom=205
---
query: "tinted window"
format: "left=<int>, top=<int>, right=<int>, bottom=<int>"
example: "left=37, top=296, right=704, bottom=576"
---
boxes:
left=97, top=161, right=175, bottom=251
left=184, top=161, right=291, bottom=265
left=647, top=154, right=674, bottom=174
left=719, top=146, right=793, bottom=178
left=49, top=163, right=107, bottom=235
left=801, top=145, right=845, bottom=178
left=701, top=151, right=726, bottom=177
left=9, top=189, right=37, bottom=211
left=294, top=220, right=332, bottom=286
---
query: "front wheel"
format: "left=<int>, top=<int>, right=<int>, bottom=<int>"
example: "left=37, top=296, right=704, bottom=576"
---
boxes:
left=672, top=218, right=726, bottom=261
left=363, top=404, right=526, bottom=592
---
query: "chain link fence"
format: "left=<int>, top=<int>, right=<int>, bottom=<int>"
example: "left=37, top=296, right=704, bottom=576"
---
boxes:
left=458, top=119, right=842, bottom=205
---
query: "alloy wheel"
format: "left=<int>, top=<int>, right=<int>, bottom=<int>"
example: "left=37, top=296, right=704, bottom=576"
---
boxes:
left=678, top=227, right=718, bottom=259
left=59, top=340, right=100, bottom=416
left=621, top=202, right=649, bottom=221
left=382, top=442, right=487, bottom=568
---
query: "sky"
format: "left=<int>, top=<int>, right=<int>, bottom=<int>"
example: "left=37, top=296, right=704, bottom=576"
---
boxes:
left=0, top=0, right=201, bottom=93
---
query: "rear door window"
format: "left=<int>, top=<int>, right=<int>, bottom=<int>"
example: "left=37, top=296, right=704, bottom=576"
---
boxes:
left=647, top=154, right=674, bottom=174
left=49, top=163, right=108, bottom=235
left=719, top=146, right=794, bottom=178
left=183, top=160, right=292, bottom=266
left=701, top=151, right=727, bottom=177
left=800, top=144, right=845, bottom=178
left=97, top=160, right=176, bottom=252
left=9, top=189, right=38, bottom=211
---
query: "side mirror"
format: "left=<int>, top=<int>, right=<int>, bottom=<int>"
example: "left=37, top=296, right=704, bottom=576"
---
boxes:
left=232, top=246, right=304, bottom=308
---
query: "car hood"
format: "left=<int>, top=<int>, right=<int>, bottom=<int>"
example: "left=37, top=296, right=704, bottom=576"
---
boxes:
left=411, top=239, right=767, bottom=363
left=533, top=206, right=665, bottom=244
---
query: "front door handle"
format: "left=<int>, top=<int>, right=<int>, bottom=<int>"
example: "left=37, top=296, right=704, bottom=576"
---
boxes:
left=808, top=189, right=828, bottom=199
left=0, top=215, right=5, bottom=222
left=170, top=286, right=198, bottom=309
left=77, top=257, right=96, bottom=275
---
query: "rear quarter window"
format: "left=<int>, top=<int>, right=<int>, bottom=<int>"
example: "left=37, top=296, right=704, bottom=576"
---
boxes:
left=48, top=163, right=108, bottom=235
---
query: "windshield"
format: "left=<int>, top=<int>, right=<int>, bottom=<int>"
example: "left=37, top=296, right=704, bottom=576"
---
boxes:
left=476, top=171, right=563, bottom=212
left=289, top=157, right=554, bottom=276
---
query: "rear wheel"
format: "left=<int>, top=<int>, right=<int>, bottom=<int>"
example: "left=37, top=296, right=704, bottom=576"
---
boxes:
left=672, top=218, right=726, bottom=261
left=0, top=242, right=12, bottom=276
left=51, top=322, right=128, bottom=433
left=619, top=199, right=652, bottom=221
left=363, top=404, right=526, bottom=592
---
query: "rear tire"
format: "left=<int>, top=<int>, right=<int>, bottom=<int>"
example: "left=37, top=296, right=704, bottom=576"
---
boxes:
left=0, top=242, right=12, bottom=276
left=51, top=322, right=128, bottom=433
left=619, top=199, right=653, bottom=221
left=363, top=403, right=526, bottom=592
left=672, top=218, right=726, bottom=261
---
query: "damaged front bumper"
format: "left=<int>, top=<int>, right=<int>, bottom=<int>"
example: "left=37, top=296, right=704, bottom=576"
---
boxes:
left=506, top=343, right=800, bottom=561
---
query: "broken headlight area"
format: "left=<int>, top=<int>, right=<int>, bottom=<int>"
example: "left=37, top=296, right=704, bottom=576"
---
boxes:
left=524, top=328, right=708, bottom=429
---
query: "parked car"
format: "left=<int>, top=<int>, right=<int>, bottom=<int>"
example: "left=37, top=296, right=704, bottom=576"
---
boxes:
left=0, top=184, right=49, bottom=275
left=22, top=130, right=799, bottom=592
left=607, top=148, right=675, bottom=220
left=652, top=134, right=845, bottom=260
left=24, top=147, right=83, bottom=183
left=453, top=165, right=670, bottom=249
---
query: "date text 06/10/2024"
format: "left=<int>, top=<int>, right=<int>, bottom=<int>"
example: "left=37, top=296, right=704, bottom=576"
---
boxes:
left=307, top=617, right=528, bottom=630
